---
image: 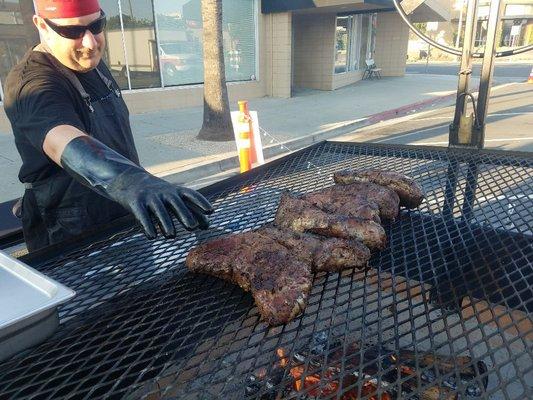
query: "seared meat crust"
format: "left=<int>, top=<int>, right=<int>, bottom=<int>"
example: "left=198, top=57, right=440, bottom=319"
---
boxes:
left=186, top=232, right=312, bottom=326
left=256, top=226, right=371, bottom=272
left=274, top=193, right=387, bottom=250
left=334, top=169, right=424, bottom=209
left=322, top=182, right=400, bottom=221
left=301, top=191, right=381, bottom=223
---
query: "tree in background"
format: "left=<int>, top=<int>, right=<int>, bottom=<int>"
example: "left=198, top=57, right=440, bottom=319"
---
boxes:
left=198, top=0, right=234, bottom=141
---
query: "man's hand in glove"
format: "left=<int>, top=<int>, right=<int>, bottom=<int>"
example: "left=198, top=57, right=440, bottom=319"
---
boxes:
left=104, top=169, right=213, bottom=238
left=46, top=131, right=213, bottom=239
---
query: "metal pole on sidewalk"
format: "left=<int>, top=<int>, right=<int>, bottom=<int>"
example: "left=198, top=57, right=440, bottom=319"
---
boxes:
left=425, top=43, right=431, bottom=73
left=449, top=0, right=479, bottom=147
left=455, top=5, right=464, bottom=49
left=473, top=0, right=503, bottom=148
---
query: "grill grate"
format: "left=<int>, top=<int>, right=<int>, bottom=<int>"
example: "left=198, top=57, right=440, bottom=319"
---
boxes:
left=0, top=142, right=531, bottom=400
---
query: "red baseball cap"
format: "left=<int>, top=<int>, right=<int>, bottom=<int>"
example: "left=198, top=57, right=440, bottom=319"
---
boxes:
left=35, top=0, right=101, bottom=19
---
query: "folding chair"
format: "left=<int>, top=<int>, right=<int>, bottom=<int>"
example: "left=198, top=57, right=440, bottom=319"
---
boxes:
left=363, top=59, right=382, bottom=80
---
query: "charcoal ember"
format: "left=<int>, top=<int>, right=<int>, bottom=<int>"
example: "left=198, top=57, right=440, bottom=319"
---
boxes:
left=244, top=367, right=290, bottom=400
left=460, top=361, right=488, bottom=397
left=265, top=366, right=285, bottom=389
left=420, top=368, right=438, bottom=383
left=465, top=384, right=483, bottom=397
left=441, top=372, right=485, bottom=397
left=244, top=377, right=261, bottom=397
left=299, top=332, right=343, bottom=363
left=396, top=350, right=488, bottom=397
left=313, top=331, right=328, bottom=344
left=309, top=331, right=329, bottom=355
left=292, top=352, right=307, bottom=364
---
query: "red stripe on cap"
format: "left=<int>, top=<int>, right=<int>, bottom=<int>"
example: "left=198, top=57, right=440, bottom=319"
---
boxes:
left=36, top=0, right=101, bottom=19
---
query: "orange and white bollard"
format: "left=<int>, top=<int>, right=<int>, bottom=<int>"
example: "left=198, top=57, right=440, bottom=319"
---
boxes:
left=237, top=101, right=253, bottom=173
left=528, top=67, right=533, bottom=84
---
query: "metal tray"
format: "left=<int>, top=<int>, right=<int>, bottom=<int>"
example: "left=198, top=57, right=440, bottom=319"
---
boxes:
left=0, top=250, right=75, bottom=362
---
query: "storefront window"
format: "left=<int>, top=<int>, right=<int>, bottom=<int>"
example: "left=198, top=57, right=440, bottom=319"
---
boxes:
left=500, top=19, right=533, bottom=47
left=222, top=1, right=256, bottom=82
left=0, top=0, right=39, bottom=100
left=154, top=0, right=203, bottom=86
left=154, top=0, right=256, bottom=87
left=100, top=0, right=129, bottom=90
left=335, top=17, right=349, bottom=73
left=0, top=0, right=258, bottom=94
left=119, top=0, right=161, bottom=89
left=359, top=15, right=370, bottom=70
left=335, top=14, right=376, bottom=74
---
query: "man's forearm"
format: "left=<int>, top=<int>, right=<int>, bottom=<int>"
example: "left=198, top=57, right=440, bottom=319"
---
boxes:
left=43, top=124, right=86, bottom=165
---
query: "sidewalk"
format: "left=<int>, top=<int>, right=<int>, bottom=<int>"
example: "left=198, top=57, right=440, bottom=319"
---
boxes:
left=0, top=74, right=479, bottom=202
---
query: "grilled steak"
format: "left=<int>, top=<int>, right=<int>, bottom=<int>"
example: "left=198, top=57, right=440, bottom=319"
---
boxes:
left=186, top=224, right=371, bottom=325
left=256, top=226, right=371, bottom=272
left=301, top=191, right=381, bottom=223
left=274, top=192, right=387, bottom=250
left=334, top=169, right=425, bottom=209
left=186, top=232, right=312, bottom=326
left=322, top=181, right=400, bottom=220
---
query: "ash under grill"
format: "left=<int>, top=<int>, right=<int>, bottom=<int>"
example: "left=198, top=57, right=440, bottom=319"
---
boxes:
left=0, top=142, right=531, bottom=400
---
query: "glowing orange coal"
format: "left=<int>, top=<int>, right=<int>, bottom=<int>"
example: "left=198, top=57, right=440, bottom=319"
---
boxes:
left=275, top=347, right=392, bottom=400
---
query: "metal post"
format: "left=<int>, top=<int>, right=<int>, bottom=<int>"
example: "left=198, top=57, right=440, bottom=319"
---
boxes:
left=425, top=43, right=430, bottom=72
left=455, top=0, right=464, bottom=62
left=455, top=3, right=464, bottom=49
left=449, top=0, right=478, bottom=147
left=472, top=0, right=502, bottom=149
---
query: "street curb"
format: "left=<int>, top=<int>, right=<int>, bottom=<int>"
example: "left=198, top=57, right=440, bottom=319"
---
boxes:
left=159, top=93, right=459, bottom=185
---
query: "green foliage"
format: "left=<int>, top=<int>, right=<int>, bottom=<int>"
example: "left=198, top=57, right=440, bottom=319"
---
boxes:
left=107, top=14, right=155, bottom=30
left=413, top=22, right=427, bottom=35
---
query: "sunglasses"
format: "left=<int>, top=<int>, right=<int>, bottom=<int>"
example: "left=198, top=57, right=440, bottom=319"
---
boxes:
left=45, top=11, right=107, bottom=40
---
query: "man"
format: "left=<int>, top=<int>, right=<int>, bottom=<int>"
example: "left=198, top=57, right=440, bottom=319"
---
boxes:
left=4, top=0, right=213, bottom=252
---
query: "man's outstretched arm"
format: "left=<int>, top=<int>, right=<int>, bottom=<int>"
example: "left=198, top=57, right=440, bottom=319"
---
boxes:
left=43, top=125, right=214, bottom=238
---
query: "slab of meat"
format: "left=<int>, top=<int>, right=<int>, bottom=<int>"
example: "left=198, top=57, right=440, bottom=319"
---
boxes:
left=255, top=226, right=371, bottom=272
left=319, top=182, right=400, bottom=221
left=301, top=191, right=381, bottom=223
left=274, top=192, right=387, bottom=250
left=186, top=232, right=312, bottom=325
left=333, top=169, right=425, bottom=209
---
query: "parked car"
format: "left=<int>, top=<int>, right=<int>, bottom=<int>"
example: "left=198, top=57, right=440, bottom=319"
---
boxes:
left=159, top=42, right=202, bottom=82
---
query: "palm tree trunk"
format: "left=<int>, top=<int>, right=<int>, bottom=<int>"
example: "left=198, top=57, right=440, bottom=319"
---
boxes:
left=198, top=0, right=234, bottom=141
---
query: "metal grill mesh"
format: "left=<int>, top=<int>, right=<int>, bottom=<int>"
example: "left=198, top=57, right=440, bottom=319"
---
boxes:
left=0, top=142, right=531, bottom=400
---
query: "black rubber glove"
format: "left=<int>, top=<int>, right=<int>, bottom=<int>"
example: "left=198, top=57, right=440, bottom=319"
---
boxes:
left=60, top=136, right=214, bottom=239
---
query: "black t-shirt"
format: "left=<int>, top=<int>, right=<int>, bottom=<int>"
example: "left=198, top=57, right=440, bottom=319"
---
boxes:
left=3, top=48, right=117, bottom=184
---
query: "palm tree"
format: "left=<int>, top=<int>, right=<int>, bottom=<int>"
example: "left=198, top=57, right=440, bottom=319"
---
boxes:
left=197, top=0, right=234, bottom=141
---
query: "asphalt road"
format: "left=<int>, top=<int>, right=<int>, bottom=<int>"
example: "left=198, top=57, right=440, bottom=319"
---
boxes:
left=336, top=82, right=533, bottom=152
left=406, top=62, right=532, bottom=80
